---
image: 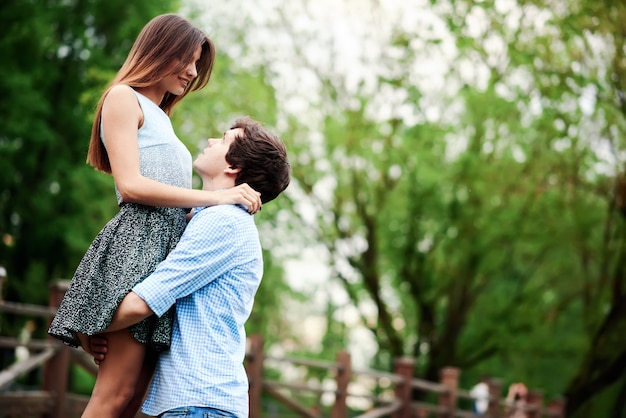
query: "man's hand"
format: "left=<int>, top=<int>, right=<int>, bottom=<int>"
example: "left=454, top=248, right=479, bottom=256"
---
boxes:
left=89, top=335, right=109, bottom=366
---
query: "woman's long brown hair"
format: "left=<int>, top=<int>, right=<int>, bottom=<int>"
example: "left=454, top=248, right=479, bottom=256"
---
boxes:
left=86, top=14, right=215, bottom=173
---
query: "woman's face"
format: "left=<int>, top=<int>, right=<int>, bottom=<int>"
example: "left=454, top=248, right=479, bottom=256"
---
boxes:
left=161, top=44, right=202, bottom=96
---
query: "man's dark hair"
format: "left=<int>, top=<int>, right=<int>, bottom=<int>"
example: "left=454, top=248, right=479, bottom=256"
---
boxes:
left=226, top=116, right=291, bottom=203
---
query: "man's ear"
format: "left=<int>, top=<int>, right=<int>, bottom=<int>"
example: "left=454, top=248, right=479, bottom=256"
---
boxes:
left=225, top=166, right=242, bottom=174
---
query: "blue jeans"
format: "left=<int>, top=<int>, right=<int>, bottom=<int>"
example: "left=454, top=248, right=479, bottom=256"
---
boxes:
left=159, top=406, right=237, bottom=418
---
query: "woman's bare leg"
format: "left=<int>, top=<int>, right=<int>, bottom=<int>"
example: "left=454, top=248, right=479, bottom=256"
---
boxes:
left=119, top=350, right=158, bottom=418
left=81, top=329, right=146, bottom=418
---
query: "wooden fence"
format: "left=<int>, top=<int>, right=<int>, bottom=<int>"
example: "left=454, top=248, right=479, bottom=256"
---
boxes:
left=0, top=277, right=100, bottom=418
left=0, top=272, right=566, bottom=418
left=246, top=334, right=566, bottom=418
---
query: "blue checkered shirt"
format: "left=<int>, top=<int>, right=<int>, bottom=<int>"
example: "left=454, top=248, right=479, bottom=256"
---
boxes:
left=132, top=204, right=263, bottom=417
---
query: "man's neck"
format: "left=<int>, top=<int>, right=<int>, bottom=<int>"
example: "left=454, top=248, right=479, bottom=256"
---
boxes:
left=201, top=177, right=235, bottom=192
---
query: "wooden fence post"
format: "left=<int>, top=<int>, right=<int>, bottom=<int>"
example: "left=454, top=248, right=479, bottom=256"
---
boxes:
left=487, top=378, right=502, bottom=418
left=331, top=350, right=351, bottom=418
left=527, top=390, right=543, bottom=418
left=416, top=409, right=429, bottom=418
left=246, top=334, right=264, bottom=418
left=547, top=397, right=566, bottom=418
left=438, top=367, right=459, bottom=418
left=392, top=357, right=415, bottom=418
left=0, top=265, right=6, bottom=301
left=42, top=280, right=71, bottom=418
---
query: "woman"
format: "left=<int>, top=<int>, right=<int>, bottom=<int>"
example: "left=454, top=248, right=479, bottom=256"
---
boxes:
left=48, top=14, right=261, bottom=418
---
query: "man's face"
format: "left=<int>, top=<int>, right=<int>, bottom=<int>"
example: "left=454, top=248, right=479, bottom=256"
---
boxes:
left=193, top=127, right=243, bottom=177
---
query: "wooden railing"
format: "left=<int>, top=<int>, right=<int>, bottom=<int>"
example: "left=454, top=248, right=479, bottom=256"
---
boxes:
left=245, top=334, right=566, bottom=418
left=0, top=271, right=566, bottom=418
left=0, top=277, right=101, bottom=418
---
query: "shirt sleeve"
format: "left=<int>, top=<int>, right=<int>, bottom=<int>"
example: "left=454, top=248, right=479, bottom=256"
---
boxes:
left=132, top=208, right=240, bottom=317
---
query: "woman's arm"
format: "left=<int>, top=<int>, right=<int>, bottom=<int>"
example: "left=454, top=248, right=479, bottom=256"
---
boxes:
left=101, top=85, right=261, bottom=213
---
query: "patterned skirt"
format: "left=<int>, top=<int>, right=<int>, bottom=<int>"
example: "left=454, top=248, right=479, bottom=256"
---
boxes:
left=48, top=203, right=188, bottom=352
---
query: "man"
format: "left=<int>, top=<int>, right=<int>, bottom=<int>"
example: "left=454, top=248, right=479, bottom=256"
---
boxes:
left=95, top=116, right=290, bottom=418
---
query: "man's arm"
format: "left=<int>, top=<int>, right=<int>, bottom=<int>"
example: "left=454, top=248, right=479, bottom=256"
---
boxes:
left=88, top=292, right=153, bottom=365
left=104, top=291, right=154, bottom=333
left=103, top=212, right=232, bottom=334
left=132, top=209, right=240, bottom=316
left=105, top=210, right=239, bottom=332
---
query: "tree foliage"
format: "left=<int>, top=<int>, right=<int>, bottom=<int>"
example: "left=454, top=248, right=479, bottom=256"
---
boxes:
left=197, top=0, right=626, bottom=414
left=0, top=0, right=179, bottom=330
left=2, top=0, right=626, bottom=415
left=0, top=0, right=295, bottom=377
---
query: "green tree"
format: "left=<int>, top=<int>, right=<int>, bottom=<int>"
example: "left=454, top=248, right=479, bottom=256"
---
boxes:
left=197, top=0, right=626, bottom=414
left=0, top=0, right=179, bottom=332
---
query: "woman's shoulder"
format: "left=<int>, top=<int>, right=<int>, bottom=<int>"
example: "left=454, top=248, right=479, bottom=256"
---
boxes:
left=102, top=84, right=141, bottom=113
left=105, top=84, right=137, bottom=102
left=100, top=84, right=143, bottom=127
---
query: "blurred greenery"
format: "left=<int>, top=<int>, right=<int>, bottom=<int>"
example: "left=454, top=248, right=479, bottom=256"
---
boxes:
left=0, top=0, right=294, bottom=401
left=191, top=0, right=626, bottom=416
left=0, top=0, right=179, bottom=312
left=1, top=0, right=626, bottom=417
left=70, top=364, right=95, bottom=396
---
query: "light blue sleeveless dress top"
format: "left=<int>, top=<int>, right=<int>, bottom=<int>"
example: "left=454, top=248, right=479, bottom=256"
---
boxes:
left=101, top=87, right=193, bottom=204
